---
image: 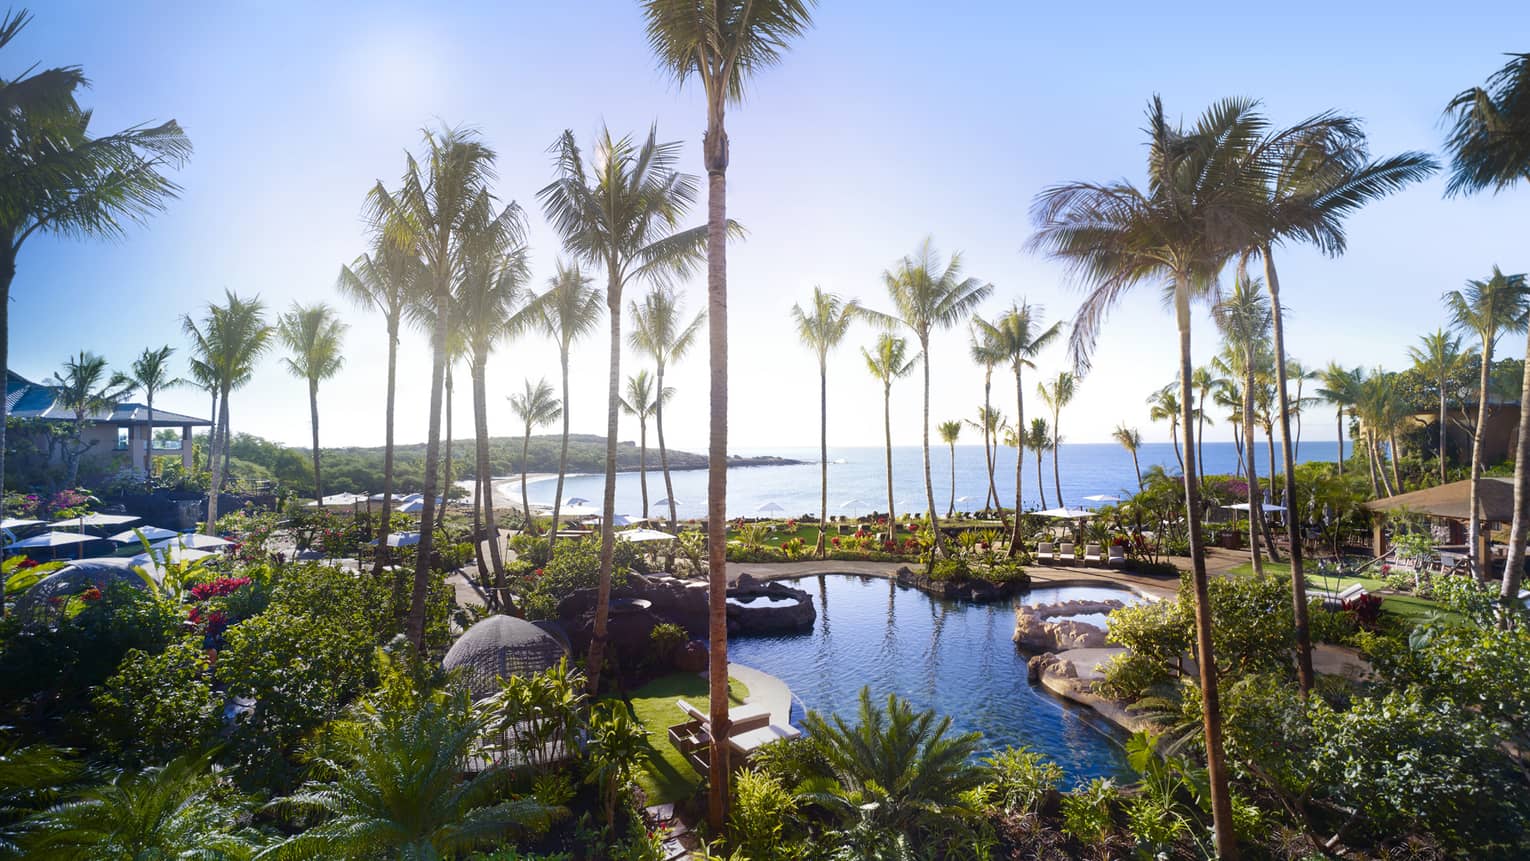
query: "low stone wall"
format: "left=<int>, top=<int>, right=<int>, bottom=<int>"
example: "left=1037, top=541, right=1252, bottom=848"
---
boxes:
left=894, top=565, right=1029, bottom=603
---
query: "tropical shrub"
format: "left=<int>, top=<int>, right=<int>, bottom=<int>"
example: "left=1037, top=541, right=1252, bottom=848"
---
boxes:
left=647, top=622, right=687, bottom=669
left=92, top=640, right=220, bottom=766
left=978, top=746, right=1062, bottom=815
left=1059, top=777, right=1119, bottom=857
left=927, top=557, right=971, bottom=583
left=585, top=702, right=651, bottom=832
left=1104, top=599, right=1190, bottom=679
left=727, top=768, right=805, bottom=861
left=1098, top=651, right=1166, bottom=702
left=482, top=660, right=587, bottom=774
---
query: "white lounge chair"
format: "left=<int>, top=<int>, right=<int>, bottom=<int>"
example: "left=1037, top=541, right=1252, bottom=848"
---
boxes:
left=1036, top=541, right=1056, bottom=564
left=1083, top=543, right=1103, bottom=566
left=1106, top=545, right=1126, bottom=568
left=727, top=723, right=802, bottom=758
left=1058, top=542, right=1076, bottom=564
left=1312, top=582, right=1367, bottom=610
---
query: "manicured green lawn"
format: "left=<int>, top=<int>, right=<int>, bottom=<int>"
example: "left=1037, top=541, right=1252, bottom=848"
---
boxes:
left=1226, top=561, right=1459, bottom=625
left=610, top=672, right=749, bottom=805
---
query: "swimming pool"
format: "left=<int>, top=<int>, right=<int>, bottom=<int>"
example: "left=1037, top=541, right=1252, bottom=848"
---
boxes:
left=725, top=574, right=1139, bottom=783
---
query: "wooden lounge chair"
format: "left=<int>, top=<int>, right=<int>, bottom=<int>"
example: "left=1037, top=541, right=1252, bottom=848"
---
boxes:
left=1311, top=582, right=1366, bottom=610
left=1058, top=542, right=1076, bottom=565
left=1106, top=545, right=1126, bottom=568
left=1083, top=543, right=1103, bottom=566
left=1036, top=541, right=1055, bottom=564
left=667, top=699, right=772, bottom=762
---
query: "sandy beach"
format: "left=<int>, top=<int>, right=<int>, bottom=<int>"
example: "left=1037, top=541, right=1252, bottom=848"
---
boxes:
left=453, top=473, right=565, bottom=509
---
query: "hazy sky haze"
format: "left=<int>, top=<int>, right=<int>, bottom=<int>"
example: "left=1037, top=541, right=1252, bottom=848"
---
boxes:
left=9, top=1, right=1528, bottom=455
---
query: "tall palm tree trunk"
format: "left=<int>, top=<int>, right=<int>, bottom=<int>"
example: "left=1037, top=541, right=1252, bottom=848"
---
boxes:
left=1051, top=405, right=1064, bottom=508
left=549, top=355, right=572, bottom=558
left=1170, top=424, right=1184, bottom=473
left=946, top=440, right=956, bottom=517
left=374, top=322, right=398, bottom=578
left=1388, top=432, right=1404, bottom=494
left=587, top=293, right=624, bottom=696
left=1233, top=431, right=1244, bottom=478
left=205, top=388, right=230, bottom=533
left=1364, top=429, right=1382, bottom=497
left=1438, top=383, right=1449, bottom=484
left=919, top=337, right=943, bottom=561
left=656, top=362, right=678, bottom=533
left=1130, top=447, right=1143, bottom=490
left=637, top=415, right=649, bottom=520
left=1173, top=284, right=1236, bottom=859
left=1267, top=254, right=1312, bottom=695
left=407, top=289, right=449, bottom=651
left=882, top=383, right=896, bottom=542
left=1469, top=336, right=1493, bottom=582
left=1372, top=434, right=1396, bottom=497
left=1335, top=408, right=1345, bottom=477
left=144, top=396, right=156, bottom=486
left=1242, top=367, right=1265, bottom=576
left=519, top=428, right=533, bottom=533
left=982, top=374, right=998, bottom=512
left=439, top=369, right=453, bottom=531
left=1498, top=330, right=1530, bottom=604
left=703, top=129, right=733, bottom=829
left=817, top=358, right=828, bottom=557
left=473, top=361, right=506, bottom=608
left=1035, top=445, right=1048, bottom=511
left=1008, top=370, right=1026, bottom=557
left=309, top=380, right=322, bottom=504
left=219, top=402, right=231, bottom=491
left=472, top=468, right=486, bottom=579
left=1261, top=425, right=1284, bottom=565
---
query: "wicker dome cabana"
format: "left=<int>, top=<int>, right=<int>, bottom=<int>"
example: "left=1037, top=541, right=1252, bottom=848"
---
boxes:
left=443, top=615, right=570, bottom=700
left=10, top=559, right=147, bottom=627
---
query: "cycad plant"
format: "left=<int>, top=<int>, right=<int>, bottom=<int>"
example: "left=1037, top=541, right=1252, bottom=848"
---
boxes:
left=47, top=351, right=132, bottom=487
left=796, top=688, right=987, bottom=849
left=538, top=126, right=706, bottom=695
left=976, top=302, right=1061, bottom=553
left=1445, top=53, right=1530, bottom=601
left=1444, top=267, right=1530, bottom=582
left=1029, top=97, right=1278, bottom=856
left=0, top=8, right=191, bottom=515
left=864, top=238, right=992, bottom=559
left=508, top=379, right=561, bottom=532
left=791, top=287, right=860, bottom=556
left=862, top=334, right=918, bottom=540
left=262, top=687, right=558, bottom=859
left=536, top=262, right=604, bottom=556
left=277, top=303, right=347, bottom=504
left=629, top=286, right=705, bottom=533
left=115, top=346, right=186, bottom=487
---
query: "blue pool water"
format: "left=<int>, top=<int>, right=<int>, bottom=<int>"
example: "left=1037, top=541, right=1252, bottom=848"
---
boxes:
left=726, top=575, right=1136, bottom=784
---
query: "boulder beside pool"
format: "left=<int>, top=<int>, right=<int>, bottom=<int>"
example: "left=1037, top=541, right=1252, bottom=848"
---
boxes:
left=1012, top=599, right=1125, bottom=651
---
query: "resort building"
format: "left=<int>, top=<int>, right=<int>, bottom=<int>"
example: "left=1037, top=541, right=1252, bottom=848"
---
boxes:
left=4, top=370, right=210, bottom=472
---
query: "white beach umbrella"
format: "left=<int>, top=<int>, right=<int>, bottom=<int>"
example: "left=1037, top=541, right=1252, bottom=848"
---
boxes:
left=567, top=497, right=592, bottom=506
left=1083, top=494, right=1121, bottom=504
left=1222, top=502, right=1288, bottom=512
left=130, top=545, right=214, bottom=567
left=1035, top=507, right=1096, bottom=519
left=397, top=499, right=426, bottom=514
left=756, top=502, right=785, bottom=515
left=561, top=503, right=601, bottom=517
left=153, top=533, right=233, bottom=551
left=8, top=531, right=96, bottom=549
left=48, top=513, right=140, bottom=530
left=617, top=528, right=676, bottom=542
left=0, top=518, right=43, bottom=531
left=655, top=497, right=683, bottom=508
left=107, top=525, right=182, bottom=544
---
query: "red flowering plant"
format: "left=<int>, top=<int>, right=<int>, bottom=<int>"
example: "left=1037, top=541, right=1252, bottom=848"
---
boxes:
left=184, top=573, right=264, bottom=646
left=830, top=536, right=841, bottom=547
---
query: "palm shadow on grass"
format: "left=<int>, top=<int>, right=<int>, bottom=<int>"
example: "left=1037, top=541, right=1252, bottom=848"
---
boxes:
left=610, top=671, right=749, bottom=805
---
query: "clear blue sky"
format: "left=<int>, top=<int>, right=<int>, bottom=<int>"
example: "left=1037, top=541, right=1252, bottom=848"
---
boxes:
left=8, top=1, right=1528, bottom=452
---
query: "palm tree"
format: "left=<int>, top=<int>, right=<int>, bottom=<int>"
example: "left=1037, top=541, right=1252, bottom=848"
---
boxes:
left=185, top=356, right=218, bottom=473
left=1036, top=371, right=1076, bottom=510
left=116, top=346, right=185, bottom=487
left=863, top=238, right=993, bottom=559
left=1316, top=363, right=1362, bottom=479
left=1147, top=386, right=1186, bottom=473
left=1024, top=417, right=1052, bottom=511
left=791, top=287, right=860, bottom=556
left=365, top=125, right=521, bottom=651
left=277, top=303, right=347, bottom=505
left=862, top=334, right=918, bottom=541
left=337, top=226, right=425, bottom=575
left=1113, top=424, right=1144, bottom=490
left=620, top=370, right=670, bottom=520
left=455, top=239, right=534, bottom=605
left=1355, top=369, right=1408, bottom=498
left=975, top=302, right=1061, bottom=554
left=539, top=126, right=707, bottom=696
left=536, top=262, right=603, bottom=556
left=1191, top=366, right=1215, bottom=470
left=1446, top=267, right=1530, bottom=581
left=969, top=317, right=1003, bottom=513
left=1445, top=53, right=1530, bottom=602
left=937, top=421, right=961, bottom=517
left=45, top=352, right=132, bottom=487
left=509, top=379, right=561, bottom=533
left=182, top=291, right=271, bottom=531
left=797, top=688, right=986, bottom=846
left=1028, top=97, right=1274, bottom=856
left=263, top=690, right=557, bottom=859
left=629, top=286, right=705, bottom=534
left=0, top=9, right=191, bottom=515
left=1408, top=330, right=1468, bottom=484
left=23, top=752, right=261, bottom=859
left=1240, top=112, right=1436, bottom=696
left=1214, top=275, right=1276, bottom=575
left=964, top=405, right=1005, bottom=516
left=642, top=4, right=814, bottom=823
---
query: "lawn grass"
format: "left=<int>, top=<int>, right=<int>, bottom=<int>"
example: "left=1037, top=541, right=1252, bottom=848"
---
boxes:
left=1225, top=560, right=1460, bottom=625
left=610, top=672, right=749, bottom=805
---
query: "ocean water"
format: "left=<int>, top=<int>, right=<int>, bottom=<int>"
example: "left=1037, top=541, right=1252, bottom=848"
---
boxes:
left=521, top=440, right=1339, bottom=520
